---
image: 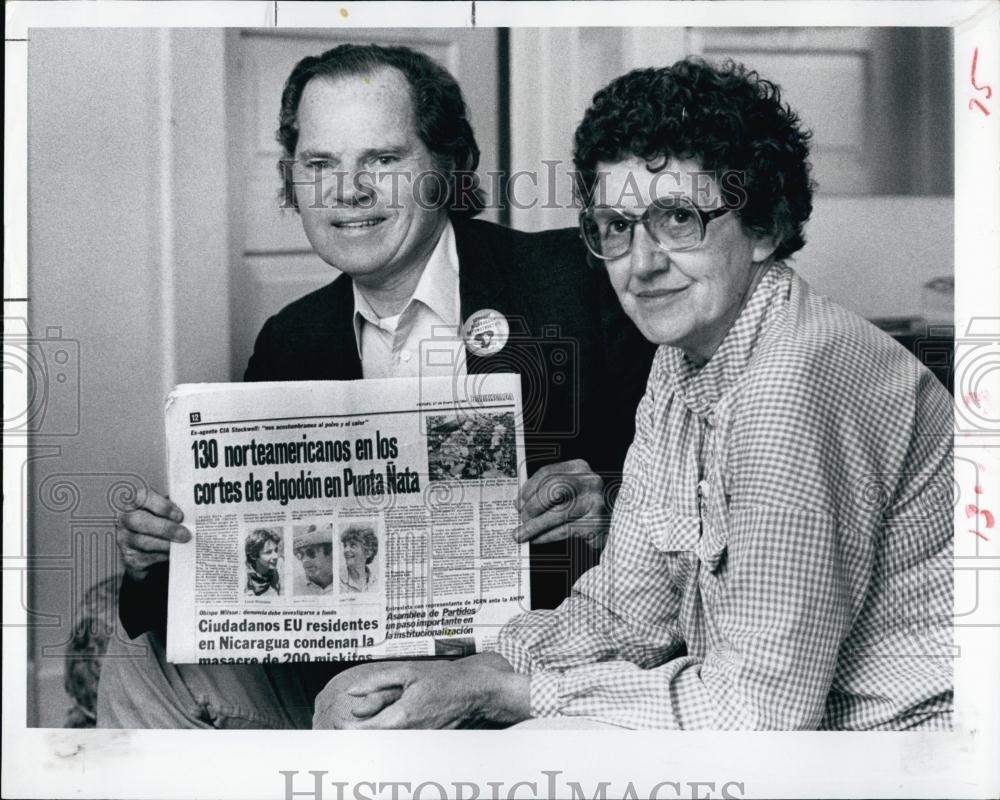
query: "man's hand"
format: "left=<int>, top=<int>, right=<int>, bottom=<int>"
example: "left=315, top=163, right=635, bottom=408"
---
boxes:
left=514, top=459, right=608, bottom=550
left=115, top=486, right=191, bottom=581
left=313, top=653, right=529, bottom=730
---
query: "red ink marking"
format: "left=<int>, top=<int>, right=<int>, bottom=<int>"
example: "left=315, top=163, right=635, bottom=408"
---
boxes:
left=965, top=501, right=994, bottom=538
left=969, top=98, right=991, bottom=115
left=969, top=48, right=993, bottom=115
left=963, top=390, right=991, bottom=408
left=974, top=485, right=984, bottom=495
left=970, top=529, right=990, bottom=541
left=971, top=47, right=993, bottom=97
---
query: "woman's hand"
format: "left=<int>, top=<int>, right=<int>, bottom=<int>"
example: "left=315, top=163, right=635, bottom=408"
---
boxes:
left=311, top=666, right=404, bottom=729
left=313, top=653, right=530, bottom=729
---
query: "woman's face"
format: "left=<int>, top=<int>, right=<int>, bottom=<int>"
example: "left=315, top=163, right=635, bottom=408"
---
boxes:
left=255, top=539, right=281, bottom=574
left=342, top=538, right=364, bottom=569
left=597, top=157, right=776, bottom=364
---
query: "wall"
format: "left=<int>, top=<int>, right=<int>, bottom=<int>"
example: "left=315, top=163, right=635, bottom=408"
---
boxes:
left=794, top=196, right=953, bottom=322
left=507, top=27, right=955, bottom=321
left=26, top=29, right=230, bottom=726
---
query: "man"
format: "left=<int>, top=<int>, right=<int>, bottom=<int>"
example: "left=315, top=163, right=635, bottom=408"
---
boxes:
left=99, top=43, right=654, bottom=728
left=293, top=525, right=335, bottom=595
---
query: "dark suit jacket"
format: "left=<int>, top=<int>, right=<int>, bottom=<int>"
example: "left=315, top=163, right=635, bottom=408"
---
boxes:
left=120, top=218, right=655, bottom=648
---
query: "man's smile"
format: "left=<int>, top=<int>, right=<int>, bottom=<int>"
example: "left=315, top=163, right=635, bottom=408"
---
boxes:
left=331, top=216, right=387, bottom=231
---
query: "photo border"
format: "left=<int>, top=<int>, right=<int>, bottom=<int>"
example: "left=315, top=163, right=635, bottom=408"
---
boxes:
left=4, top=2, right=998, bottom=798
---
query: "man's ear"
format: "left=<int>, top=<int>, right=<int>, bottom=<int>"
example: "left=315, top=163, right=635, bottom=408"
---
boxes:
left=751, top=233, right=779, bottom=264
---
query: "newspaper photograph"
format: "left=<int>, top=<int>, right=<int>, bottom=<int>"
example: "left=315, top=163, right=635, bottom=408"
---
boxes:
left=164, top=374, right=529, bottom=664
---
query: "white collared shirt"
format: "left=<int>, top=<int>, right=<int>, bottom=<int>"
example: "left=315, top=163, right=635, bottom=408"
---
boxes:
left=351, top=221, right=467, bottom=380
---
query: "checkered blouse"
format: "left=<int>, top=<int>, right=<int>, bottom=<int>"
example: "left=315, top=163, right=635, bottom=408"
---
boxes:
left=495, top=264, right=954, bottom=730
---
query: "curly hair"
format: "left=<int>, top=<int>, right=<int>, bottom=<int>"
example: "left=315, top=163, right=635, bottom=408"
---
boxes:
left=245, top=528, right=282, bottom=570
left=573, top=58, right=814, bottom=261
left=277, top=43, right=483, bottom=216
left=340, top=525, right=379, bottom=565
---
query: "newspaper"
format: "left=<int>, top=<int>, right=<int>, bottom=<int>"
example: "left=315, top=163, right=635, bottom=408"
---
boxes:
left=164, top=375, right=529, bottom=665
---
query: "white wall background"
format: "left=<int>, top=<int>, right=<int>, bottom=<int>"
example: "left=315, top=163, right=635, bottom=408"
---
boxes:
left=27, top=28, right=231, bottom=726
left=508, top=27, right=954, bottom=322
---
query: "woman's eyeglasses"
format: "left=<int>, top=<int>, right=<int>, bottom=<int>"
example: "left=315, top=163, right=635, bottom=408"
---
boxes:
left=579, top=197, right=730, bottom=260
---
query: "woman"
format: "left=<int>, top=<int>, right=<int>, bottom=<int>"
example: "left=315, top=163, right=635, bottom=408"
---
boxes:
left=244, top=528, right=283, bottom=597
left=315, top=59, right=953, bottom=731
left=339, top=526, right=379, bottom=593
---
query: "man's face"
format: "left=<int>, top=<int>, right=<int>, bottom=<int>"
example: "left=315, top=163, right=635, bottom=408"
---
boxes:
left=296, top=545, right=333, bottom=588
left=597, top=156, right=776, bottom=364
left=292, top=68, right=448, bottom=291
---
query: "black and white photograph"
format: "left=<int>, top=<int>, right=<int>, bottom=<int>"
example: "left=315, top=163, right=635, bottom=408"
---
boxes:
left=243, top=526, right=285, bottom=598
left=291, top=522, right=336, bottom=596
left=338, top=522, right=381, bottom=594
left=4, top=2, right=999, bottom=799
left=426, top=411, right=518, bottom=481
